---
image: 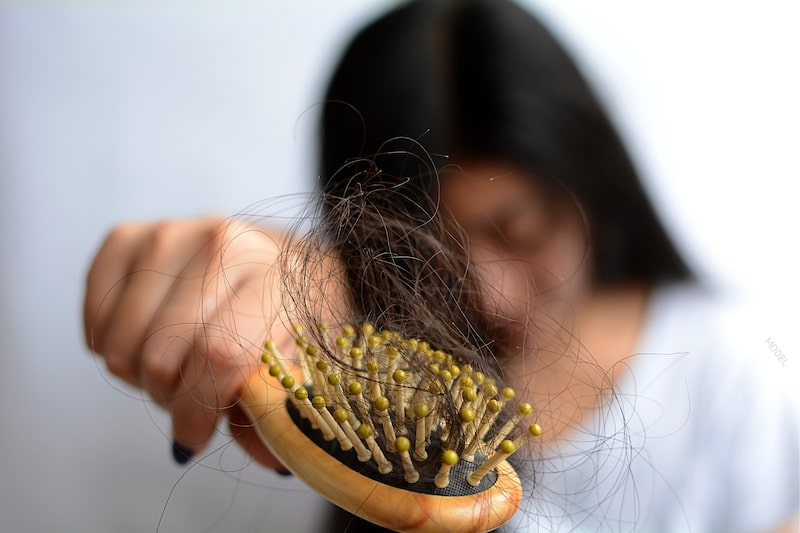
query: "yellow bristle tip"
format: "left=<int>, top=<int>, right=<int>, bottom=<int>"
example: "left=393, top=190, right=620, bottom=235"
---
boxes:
left=499, top=440, right=516, bottom=454
left=459, top=406, right=476, bottom=422
left=357, top=423, right=374, bottom=439
left=441, top=449, right=459, bottom=466
left=294, top=387, right=309, bottom=400
left=395, top=436, right=411, bottom=452
left=312, top=396, right=326, bottom=410
left=374, top=396, right=389, bottom=411
left=333, top=408, right=349, bottom=424
left=487, top=399, right=502, bottom=413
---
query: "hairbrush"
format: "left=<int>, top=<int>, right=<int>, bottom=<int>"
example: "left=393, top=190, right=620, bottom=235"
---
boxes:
left=240, top=321, right=541, bottom=533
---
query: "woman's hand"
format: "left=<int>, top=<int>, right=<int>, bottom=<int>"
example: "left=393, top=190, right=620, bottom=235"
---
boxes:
left=84, top=217, right=291, bottom=469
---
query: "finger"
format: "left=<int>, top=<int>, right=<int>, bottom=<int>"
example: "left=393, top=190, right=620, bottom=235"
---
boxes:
left=84, top=222, right=153, bottom=353
left=227, top=405, right=287, bottom=471
left=104, top=221, right=220, bottom=386
left=167, top=261, right=278, bottom=459
left=138, top=220, right=261, bottom=407
left=167, top=336, right=253, bottom=461
left=138, top=274, right=210, bottom=409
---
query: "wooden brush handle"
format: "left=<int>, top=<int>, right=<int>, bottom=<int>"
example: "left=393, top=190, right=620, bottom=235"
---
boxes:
left=240, top=365, right=522, bottom=533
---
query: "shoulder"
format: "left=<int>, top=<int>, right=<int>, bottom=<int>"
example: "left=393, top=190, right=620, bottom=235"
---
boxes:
left=512, top=283, right=798, bottom=532
left=629, top=282, right=799, bottom=532
left=636, top=283, right=795, bottom=416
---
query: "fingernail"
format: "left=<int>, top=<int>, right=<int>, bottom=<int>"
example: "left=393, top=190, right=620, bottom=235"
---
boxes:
left=172, top=441, right=193, bottom=465
left=276, top=468, right=293, bottom=477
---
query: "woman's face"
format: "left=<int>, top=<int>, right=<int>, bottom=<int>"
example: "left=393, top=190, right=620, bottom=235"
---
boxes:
left=440, top=161, right=590, bottom=354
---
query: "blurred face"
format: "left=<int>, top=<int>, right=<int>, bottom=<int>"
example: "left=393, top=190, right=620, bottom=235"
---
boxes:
left=440, top=161, right=590, bottom=355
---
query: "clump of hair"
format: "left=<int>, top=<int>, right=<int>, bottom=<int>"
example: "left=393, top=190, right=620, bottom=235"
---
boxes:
left=278, top=146, right=521, bottom=462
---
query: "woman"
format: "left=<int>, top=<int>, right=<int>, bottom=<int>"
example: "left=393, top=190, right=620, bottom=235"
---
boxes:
left=84, top=0, right=798, bottom=531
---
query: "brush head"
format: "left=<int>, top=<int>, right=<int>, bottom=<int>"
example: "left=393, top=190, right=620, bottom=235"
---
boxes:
left=242, top=322, right=540, bottom=533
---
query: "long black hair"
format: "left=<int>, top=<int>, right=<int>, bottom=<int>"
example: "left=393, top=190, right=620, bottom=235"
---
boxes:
left=319, top=0, right=691, bottom=286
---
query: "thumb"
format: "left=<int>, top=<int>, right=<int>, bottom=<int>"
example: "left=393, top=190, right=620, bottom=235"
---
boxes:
left=227, top=404, right=288, bottom=472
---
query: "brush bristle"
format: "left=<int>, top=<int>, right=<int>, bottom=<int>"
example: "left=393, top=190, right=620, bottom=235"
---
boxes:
left=262, top=322, right=541, bottom=492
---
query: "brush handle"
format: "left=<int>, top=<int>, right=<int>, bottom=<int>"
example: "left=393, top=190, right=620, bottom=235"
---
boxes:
left=240, top=366, right=522, bottom=533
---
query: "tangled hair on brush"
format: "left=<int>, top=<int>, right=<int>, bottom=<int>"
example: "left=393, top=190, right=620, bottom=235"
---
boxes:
left=279, top=144, right=526, bottom=462
left=254, top=146, right=642, bottom=531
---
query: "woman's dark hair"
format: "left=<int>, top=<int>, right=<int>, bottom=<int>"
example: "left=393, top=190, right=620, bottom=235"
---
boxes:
left=319, top=0, right=692, bottom=286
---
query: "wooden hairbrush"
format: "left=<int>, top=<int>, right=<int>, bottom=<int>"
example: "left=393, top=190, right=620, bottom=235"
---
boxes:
left=240, top=322, right=541, bottom=533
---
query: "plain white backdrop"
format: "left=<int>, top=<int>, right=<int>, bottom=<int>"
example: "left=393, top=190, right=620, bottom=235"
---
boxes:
left=1, top=1, right=797, bottom=531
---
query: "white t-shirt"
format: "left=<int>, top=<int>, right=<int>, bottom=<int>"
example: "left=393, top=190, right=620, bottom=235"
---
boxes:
left=508, top=283, right=799, bottom=532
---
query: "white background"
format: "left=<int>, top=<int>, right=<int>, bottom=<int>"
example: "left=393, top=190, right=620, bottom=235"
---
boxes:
left=0, top=1, right=797, bottom=531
